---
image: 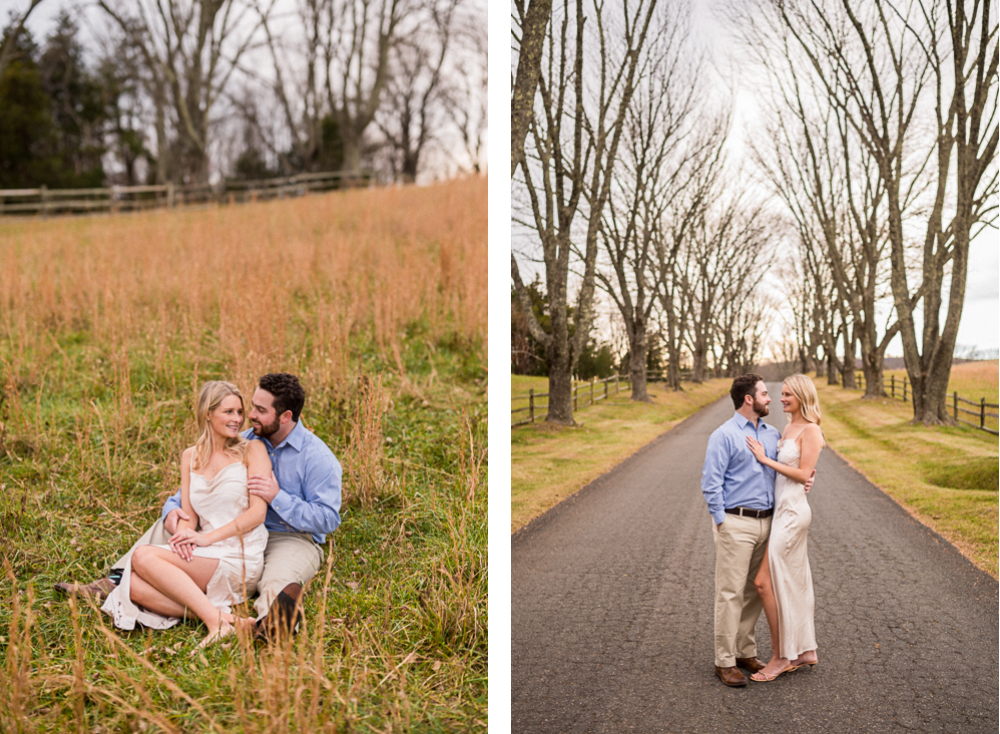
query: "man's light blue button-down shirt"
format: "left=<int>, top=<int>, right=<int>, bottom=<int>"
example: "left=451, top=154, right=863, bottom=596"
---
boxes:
left=701, top=412, right=781, bottom=526
left=163, top=421, right=342, bottom=544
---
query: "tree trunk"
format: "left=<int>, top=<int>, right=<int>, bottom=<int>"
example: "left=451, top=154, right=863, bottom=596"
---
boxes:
left=629, top=318, right=649, bottom=402
left=860, top=349, right=884, bottom=399
left=511, top=0, right=553, bottom=176
left=841, top=329, right=856, bottom=389
left=341, top=134, right=363, bottom=175
left=545, top=339, right=574, bottom=424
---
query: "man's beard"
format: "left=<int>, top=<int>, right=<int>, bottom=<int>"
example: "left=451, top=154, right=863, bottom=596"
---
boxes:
left=252, top=416, right=281, bottom=437
left=752, top=398, right=769, bottom=417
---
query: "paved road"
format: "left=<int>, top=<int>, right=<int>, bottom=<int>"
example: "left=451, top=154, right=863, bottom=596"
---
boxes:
left=511, top=386, right=998, bottom=733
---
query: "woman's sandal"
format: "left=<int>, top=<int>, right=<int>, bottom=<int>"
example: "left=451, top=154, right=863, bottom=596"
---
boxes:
left=750, top=664, right=800, bottom=682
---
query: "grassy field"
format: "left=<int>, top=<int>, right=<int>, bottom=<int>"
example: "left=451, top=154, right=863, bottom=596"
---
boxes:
left=511, top=378, right=730, bottom=532
left=813, top=363, right=998, bottom=577
left=0, top=178, right=487, bottom=732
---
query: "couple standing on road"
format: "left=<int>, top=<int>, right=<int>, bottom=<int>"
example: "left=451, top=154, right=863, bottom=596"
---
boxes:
left=703, top=373, right=826, bottom=686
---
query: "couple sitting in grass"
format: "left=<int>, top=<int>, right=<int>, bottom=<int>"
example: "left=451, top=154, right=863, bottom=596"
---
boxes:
left=56, top=372, right=342, bottom=649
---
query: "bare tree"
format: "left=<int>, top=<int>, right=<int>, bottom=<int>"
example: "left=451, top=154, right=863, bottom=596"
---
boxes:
left=250, top=0, right=326, bottom=173
left=98, top=0, right=261, bottom=183
left=683, top=187, right=776, bottom=382
left=441, top=2, right=487, bottom=173
left=597, top=3, right=700, bottom=401
left=732, top=0, right=907, bottom=398
left=511, top=0, right=552, bottom=176
left=767, top=0, right=998, bottom=424
left=376, top=0, right=464, bottom=181
left=322, top=0, right=407, bottom=174
left=511, top=0, right=664, bottom=424
left=652, top=116, right=728, bottom=390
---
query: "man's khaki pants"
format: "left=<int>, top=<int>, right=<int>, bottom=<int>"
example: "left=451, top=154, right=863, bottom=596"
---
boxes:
left=112, top=519, right=324, bottom=619
left=712, top=513, right=771, bottom=668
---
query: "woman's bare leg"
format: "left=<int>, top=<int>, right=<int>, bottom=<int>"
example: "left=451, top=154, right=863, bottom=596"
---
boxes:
left=130, top=546, right=234, bottom=639
left=751, top=549, right=792, bottom=678
left=129, top=573, right=189, bottom=618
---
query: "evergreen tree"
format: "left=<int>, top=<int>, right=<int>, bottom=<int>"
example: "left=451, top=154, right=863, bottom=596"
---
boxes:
left=0, top=25, right=61, bottom=188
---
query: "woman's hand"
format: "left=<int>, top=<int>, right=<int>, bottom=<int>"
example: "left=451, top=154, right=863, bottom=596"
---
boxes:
left=169, top=528, right=211, bottom=555
left=746, top=436, right=767, bottom=463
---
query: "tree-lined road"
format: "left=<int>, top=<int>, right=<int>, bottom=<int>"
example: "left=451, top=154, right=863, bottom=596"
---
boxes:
left=512, top=388, right=998, bottom=733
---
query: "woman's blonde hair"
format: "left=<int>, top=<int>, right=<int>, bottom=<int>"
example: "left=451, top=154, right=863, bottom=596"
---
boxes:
left=192, top=381, right=249, bottom=470
left=783, top=373, right=822, bottom=426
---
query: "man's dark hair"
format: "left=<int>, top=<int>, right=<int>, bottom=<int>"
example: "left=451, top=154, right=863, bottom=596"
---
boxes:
left=259, top=373, right=306, bottom=422
left=730, top=373, right=764, bottom=410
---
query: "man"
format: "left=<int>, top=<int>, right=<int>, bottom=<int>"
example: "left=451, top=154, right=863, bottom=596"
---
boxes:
left=56, top=372, right=341, bottom=639
left=701, top=373, right=812, bottom=687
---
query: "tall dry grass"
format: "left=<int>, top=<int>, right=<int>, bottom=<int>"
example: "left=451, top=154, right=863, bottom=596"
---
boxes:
left=0, top=179, right=486, bottom=396
left=0, top=178, right=487, bottom=731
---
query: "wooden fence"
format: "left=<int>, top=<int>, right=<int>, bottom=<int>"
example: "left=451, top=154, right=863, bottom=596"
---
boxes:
left=853, top=372, right=998, bottom=436
left=0, top=170, right=373, bottom=217
left=512, top=374, right=631, bottom=427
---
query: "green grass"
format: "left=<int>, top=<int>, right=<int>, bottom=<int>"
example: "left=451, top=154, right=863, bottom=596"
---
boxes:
left=0, top=182, right=487, bottom=732
left=813, top=376, right=998, bottom=577
left=511, top=378, right=730, bottom=531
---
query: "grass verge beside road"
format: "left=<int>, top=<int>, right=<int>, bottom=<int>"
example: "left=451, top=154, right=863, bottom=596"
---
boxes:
left=813, top=365, right=998, bottom=577
left=511, top=379, right=730, bottom=532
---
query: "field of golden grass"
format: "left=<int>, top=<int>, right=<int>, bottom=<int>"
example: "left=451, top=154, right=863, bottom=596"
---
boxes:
left=1, top=178, right=487, bottom=731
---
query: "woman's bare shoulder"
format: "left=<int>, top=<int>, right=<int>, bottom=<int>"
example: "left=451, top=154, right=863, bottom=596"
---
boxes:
left=803, top=422, right=825, bottom=445
left=246, top=439, right=268, bottom=457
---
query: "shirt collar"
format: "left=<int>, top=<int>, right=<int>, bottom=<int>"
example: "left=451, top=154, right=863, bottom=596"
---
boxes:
left=732, top=412, right=770, bottom=432
left=269, top=420, right=305, bottom=452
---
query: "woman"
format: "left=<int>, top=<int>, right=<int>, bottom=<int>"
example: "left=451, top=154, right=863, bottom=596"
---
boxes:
left=102, top=381, right=270, bottom=647
left=745, top=373, right=825, bottom=681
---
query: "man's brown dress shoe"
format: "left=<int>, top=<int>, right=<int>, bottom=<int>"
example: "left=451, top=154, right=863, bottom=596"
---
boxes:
left=53, top=578, right=116, bottom=602
left=735, top=657, right=766, bottom=673
left=715, top=665, right=748, bottom=687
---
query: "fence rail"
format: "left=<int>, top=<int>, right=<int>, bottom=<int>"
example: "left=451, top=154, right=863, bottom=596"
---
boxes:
left=512, top=374, right=630, bottom=427
left=0, top=170, right=374, bottom=217
left=853, top=372, right=998, bottom=436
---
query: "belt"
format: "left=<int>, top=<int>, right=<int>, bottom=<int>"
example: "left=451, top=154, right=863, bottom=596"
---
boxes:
left=724, top=506, right=773, bottom=519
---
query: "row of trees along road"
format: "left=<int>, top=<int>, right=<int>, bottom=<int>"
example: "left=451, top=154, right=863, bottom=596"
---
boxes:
left=731, top=0, right=996, bottom=425
left=512, top=0, right=995, bottom=427
left=0, top=0, right=486, bottom=188
left=511, top=0, right=777, bottom=424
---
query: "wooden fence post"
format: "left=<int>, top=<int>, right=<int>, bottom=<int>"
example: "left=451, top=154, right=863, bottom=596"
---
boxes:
left=954, top=391, right=958, bottom=422
left=981, top=398, right=986, bottom=429
left=529, top=389, right=534, bottom=424
left=903, top=379, right=907, bottom=402
left=40, top=185, right=49, bottom=217
left=573, top=383, right=578, bottom=412
left=891, top=375, right=895, bottom=399
left=590, top=377, right=595, bottom=407
left=167, top=182, right=175, bottom=208
left=604, top=378, right=608, bottom=400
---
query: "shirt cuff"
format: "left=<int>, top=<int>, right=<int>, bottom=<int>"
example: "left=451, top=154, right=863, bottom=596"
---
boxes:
left=711, top=509, right=726, bottom=525
left=269, top=488, right=292, bottom=519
